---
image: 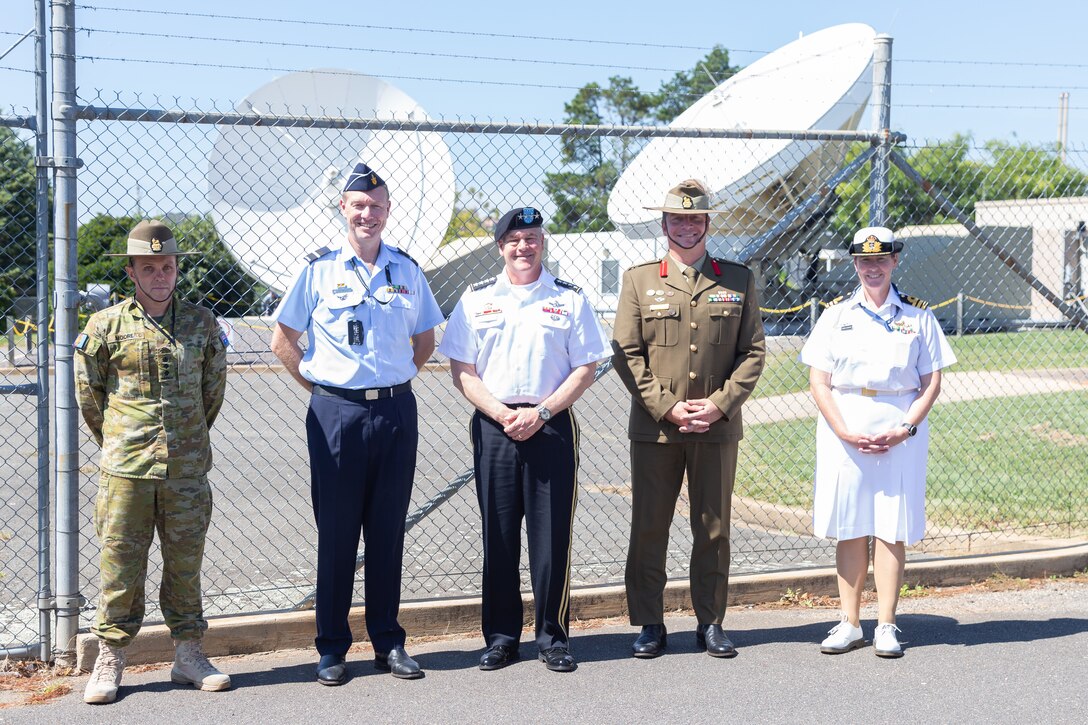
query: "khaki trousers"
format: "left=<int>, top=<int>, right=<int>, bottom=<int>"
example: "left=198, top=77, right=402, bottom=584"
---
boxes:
left=625, top=440, right=738, bottom=625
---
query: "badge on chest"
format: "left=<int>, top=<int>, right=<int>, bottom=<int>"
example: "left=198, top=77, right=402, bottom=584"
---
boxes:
left=348, top=320, right=364, bottom=346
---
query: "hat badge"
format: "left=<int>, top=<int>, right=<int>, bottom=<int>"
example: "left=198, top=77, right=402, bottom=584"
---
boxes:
left=150, top=237, right=163, bottom=253
left=861, top=235, right=881, bottom=254
left=370, top=174, right=377, bottom=186
left=520, top=207, right=536, bottom=224
left=681, top=195, right=694, bottom=209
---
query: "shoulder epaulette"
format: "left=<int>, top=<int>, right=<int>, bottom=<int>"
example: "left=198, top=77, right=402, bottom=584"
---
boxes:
left=714, top=257, right=747, bottom=270
left=824, top=295, right=845, bottom=307
left=554, top=278, right=582, bottom=294
left=391, top=246, right=419, bottom=267
left=305, top=245, right=333, bottom=264
left=471, top=276, right=497, bottom=291
left=630, top=259, right=659, bottom=269
left=900, top=293, right=929, bottom=309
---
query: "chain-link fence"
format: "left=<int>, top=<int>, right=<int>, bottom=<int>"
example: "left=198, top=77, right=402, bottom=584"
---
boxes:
left=2, top=83, right=1087, bottom=652
left=32, top=91, right=1077, bottom=637
left=0, top=117, right=47, bottom=655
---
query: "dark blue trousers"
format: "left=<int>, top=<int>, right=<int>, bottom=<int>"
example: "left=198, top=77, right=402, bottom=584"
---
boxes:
left=471, top=408, right=578, bottom=652
left=306, top=389, right=417, bottom=656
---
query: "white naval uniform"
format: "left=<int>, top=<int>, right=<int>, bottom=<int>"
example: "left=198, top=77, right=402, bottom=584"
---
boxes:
left=799, top=286, right=957, bottom=545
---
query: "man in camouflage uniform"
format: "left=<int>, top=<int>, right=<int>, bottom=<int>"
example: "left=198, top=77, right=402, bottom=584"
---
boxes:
left=74, top=220, right=230, bottom=704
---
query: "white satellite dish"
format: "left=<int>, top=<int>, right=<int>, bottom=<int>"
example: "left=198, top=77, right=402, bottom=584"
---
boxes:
left=207, top=69, right=456, bottom=293
left=607, top=23, right=876, bottom=258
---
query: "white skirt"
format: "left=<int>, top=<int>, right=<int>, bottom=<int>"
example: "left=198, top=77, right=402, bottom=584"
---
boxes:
left=813, top=390, right=929, bottom=545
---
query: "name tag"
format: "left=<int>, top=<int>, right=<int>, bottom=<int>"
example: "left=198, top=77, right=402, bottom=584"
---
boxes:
left=649, top=303, right=670, bottom=311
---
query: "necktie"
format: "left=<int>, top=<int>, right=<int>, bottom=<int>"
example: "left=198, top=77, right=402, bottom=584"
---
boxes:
left=683, top=266, right=698, bottom=290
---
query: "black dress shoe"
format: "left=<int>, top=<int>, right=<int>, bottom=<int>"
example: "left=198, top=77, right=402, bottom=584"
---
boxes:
left=316, top=654, right=347, bottom=686
left=538, top=647, right=576, bottom=673
left=374, top=646, right=424, bottom=680
left=632, top=624, right=667, bottom=658
left=696, top=624, right=737, bottom=658
left=479, top=644, right=519, bottom=671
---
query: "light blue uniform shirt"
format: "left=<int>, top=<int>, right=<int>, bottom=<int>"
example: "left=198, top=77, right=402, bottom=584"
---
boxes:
left=439, top=268, right=612, bottom=404
left=275, top=238, right=444, bottom=388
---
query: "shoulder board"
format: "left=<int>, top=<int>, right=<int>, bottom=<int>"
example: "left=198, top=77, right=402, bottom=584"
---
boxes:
left=304, top=245, right=333, bottom=264
left=391, top=246, right=419, bottom=267
left=470, top=276, right=497, bottom=291
left=629, top=259, right=659, bottom=269
left=554, top=278, right=582, bottom=293
left=901, top=293, right=929, bottom=309
left=824, top=295, right=845, bottom=307
left=714, top=257, right=747, bottom=269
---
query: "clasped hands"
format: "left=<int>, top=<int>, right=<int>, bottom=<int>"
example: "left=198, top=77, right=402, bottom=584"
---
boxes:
left=665, top=399, right=723, bottom=434
left=496, top=405, right=544, bottom=441
left=839, top=426, right=911, bottom=454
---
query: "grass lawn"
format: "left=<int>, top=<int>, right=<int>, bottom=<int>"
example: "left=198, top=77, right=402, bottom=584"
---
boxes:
left=736, top=391, right=1088, bottom=532
left=750, top=328, right=1088, bottom=399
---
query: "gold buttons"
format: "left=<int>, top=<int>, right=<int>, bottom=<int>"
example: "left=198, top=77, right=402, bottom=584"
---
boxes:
left=690, top=300, right=697, bottom=307
left=690, top=322, right=697, bottom=329
left=690, top=344, right=697, bottom=352
left=689, top=371, right=697, bottom=379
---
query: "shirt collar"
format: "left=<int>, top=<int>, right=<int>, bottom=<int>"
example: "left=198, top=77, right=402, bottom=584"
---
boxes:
left=849, top=284, right=903, bottom=313
left=494, top=266, right=555, bottom=292
left=337, top=238, right=393, bottom=270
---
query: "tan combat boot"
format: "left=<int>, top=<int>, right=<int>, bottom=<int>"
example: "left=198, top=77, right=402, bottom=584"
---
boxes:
left=84, top=641, right=126, bottom=704
left=171, top=638, right=231, bottom=691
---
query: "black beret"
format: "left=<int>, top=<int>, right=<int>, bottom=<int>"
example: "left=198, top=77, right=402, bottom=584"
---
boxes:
left=494, top=207, right=543, bottom=242
left=343, top=162, right=386, bottom=194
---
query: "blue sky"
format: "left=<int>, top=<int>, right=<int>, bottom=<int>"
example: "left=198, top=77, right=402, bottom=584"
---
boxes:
left=2, top=0, right=1084, bottom=148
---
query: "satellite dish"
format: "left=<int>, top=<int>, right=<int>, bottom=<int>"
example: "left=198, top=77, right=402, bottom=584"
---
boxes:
left=607, top=23, right=876, bottom=259
left=208, top=69, right=456, bottom=293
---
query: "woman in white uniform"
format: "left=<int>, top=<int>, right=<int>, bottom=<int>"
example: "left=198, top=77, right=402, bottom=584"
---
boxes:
left=799, top=226, right=956, bottom=658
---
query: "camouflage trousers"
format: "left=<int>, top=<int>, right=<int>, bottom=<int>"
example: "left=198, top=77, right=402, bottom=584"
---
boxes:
left=92, top=473, right=213, bottom=647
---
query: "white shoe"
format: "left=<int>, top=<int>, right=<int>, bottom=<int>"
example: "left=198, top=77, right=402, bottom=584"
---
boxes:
left=171, top=639, right=232, bottom=691
left=84, top=642, right=126, bottom=704
left=820, top=617, right=866, bottom=654
left=874, top=623, right=904, bottom=658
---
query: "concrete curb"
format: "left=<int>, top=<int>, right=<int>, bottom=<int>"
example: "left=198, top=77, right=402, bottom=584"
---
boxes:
left=75, top=542, right=1088, bottom=670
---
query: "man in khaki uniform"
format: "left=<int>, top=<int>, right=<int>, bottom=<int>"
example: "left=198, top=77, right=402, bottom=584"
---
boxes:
left=75, top=220, right=230, bottom=704
left=612, top=180, right=765, bottom=659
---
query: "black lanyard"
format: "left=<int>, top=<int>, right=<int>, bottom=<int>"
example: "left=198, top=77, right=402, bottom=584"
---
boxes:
left=350, top=258, right=394, bottom=306
left=136, top=298, right=177, bottom=345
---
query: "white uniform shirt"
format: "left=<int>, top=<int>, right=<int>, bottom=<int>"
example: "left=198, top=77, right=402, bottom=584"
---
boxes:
left=799, top=285, right=957, bottom=390
left=439, top=268, right=612, bottom=404
left=274, top=239, right=444, bottom=388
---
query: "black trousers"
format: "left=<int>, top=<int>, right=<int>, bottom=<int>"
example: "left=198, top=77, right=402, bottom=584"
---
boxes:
left=306, top=389, right=417, bottom=656
left=471, top=408, right=579, bottom=652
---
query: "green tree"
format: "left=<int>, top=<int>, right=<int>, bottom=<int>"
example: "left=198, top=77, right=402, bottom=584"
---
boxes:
left=0, top=128, right=43, bottom=328
left=831, top=136, right=1088, bottom=237
left=545, top=46, right=739, bottom=234
left=442, top=187, right=498, bottom=244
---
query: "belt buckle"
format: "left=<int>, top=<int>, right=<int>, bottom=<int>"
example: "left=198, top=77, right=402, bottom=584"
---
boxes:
left=861, top=387, right=877, bottom=397
left=364, top=389, right=380, bottom=401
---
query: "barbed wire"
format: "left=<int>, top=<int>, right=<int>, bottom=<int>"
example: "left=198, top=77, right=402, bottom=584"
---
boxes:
left=0, top=65, right=36, bottom=75
left=75, top=27, right=684, bottom=74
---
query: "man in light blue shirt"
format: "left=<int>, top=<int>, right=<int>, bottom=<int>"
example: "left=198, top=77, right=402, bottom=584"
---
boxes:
left=271, top=162, right=443, bottom=685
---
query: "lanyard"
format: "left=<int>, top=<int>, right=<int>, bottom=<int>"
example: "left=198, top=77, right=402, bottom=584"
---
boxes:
left=136, top=298, right=177, bottom=345
left=858, top=302, right=898, bottom=332
left=350, top=258, right=394, bottom=306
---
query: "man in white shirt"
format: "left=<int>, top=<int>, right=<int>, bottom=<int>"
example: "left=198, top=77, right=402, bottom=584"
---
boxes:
left=439, top=207, right=611, bottom=673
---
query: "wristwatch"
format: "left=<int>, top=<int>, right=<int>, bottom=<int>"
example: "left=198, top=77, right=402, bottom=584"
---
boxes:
left=901, top=422, right=918, bottom=437
left=536, top=405, right=553, bottom=422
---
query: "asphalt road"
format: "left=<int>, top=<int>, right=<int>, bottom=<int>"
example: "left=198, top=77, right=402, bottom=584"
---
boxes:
left=8, top=578, right=1087, bottom=724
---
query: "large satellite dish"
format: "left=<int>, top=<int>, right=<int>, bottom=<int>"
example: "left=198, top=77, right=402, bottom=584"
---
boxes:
left=607, top=23, right=876, bottom=259
left=208, top=70, right=456, bottom=293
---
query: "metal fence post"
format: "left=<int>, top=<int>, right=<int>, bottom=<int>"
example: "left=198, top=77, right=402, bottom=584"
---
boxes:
left=869, top=34, right=893, bottom=227
left=809, top=298, right=819, bottom=330
left=51, top=0, right=83, bottom=666
left=5, top=316, right=12, bottom=367
left=34, top=0, right=54, bottom=664
left=956, top=292, right=964, bottom=337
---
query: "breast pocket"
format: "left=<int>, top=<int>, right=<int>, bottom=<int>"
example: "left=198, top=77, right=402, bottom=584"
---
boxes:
left=642, top=305, right=679, bottom=347
left=710, top=304, right=742, bottom=344
left=382, top=293, right=417, bottom=339
left=107, top=336, right=152, bottom=398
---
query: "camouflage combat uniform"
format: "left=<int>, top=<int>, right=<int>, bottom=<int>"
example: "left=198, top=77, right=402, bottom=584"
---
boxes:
left=75, top=297, right=227, bottom=647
